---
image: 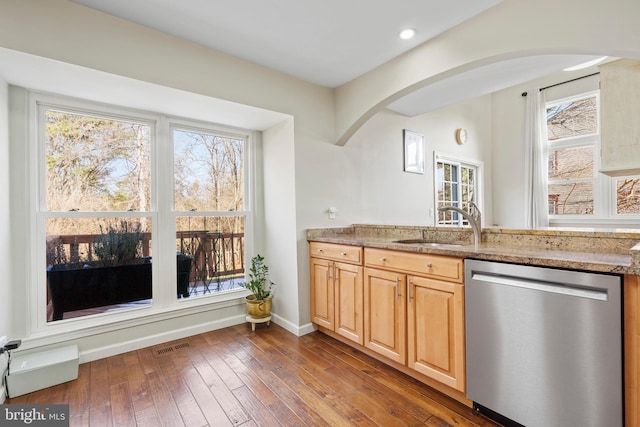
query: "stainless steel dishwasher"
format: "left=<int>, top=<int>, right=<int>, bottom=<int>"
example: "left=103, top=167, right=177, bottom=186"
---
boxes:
left=465, top=259, right=623, bottom=427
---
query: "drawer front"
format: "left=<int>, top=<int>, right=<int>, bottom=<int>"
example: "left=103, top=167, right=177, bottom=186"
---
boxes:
left=310, top=242, right=363, bottom=265
left=365, top=248, right=463, bottom=283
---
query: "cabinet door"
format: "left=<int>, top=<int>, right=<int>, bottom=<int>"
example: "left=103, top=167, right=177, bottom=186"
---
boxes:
left=364, top=267, right=406, bottom=364
left=310, top=257, right=334, bottom=329
left=407, top=275, right=465, bottom=392
left=335, top=262, right=363, bottom=345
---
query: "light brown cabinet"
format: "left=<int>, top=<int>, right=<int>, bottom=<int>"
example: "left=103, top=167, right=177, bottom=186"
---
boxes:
left=310, top=242, right=364, bottom=345
left=364, top=248, right=466, bottom=392
left=363, top=267, right=406, bottom=363
left=407, top=275, right=465, bottom=392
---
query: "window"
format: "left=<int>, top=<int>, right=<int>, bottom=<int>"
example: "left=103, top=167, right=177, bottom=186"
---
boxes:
left=546, top=94, right=598, bottom=215
left=546, top=92, right=640, bottom=222
left=435, top=154, right=481, bottom=226
left=37, top=95, right=251, bottom=325
left=173, top=126, right=246, bottom=295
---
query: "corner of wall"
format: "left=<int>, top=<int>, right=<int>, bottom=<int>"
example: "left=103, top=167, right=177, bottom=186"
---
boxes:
left=0, top=352, right=8, bottom=403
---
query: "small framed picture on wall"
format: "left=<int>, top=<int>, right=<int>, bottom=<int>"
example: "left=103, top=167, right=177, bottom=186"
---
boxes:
left=403, top=129, right=424, bottom=174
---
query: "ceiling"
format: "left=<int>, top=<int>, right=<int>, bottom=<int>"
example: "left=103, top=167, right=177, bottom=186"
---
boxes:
left=69, top=0, right=606, bottom=117
left=72, top=0, right=503, bottom=88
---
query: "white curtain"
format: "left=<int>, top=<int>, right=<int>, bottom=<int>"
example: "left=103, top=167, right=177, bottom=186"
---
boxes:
left=523, top=87, right=549, bottom=229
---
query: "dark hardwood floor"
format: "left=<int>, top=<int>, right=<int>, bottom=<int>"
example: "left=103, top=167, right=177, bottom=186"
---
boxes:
left=7, top=323, right=501, bottom=426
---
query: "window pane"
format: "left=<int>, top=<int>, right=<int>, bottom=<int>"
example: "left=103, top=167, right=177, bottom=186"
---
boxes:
left=548, top=146, right=594, bottom=180
left=46, top=217, right=152, bottom=322
left=175, top=215, right=245, bottom=297
left=45, top=110, right=151, bottom=212
left=616, top=178, right=640, bottom=214
left=461, top=166, right=475, bottom=206
left=546, top=96, right=598, bottom=141
left=174, top=129, right=245, bottom=212
left=548, top=183, right=594, bottom=214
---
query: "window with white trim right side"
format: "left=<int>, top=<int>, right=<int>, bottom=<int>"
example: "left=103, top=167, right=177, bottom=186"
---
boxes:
left=546, top=91, right=640, bottom=223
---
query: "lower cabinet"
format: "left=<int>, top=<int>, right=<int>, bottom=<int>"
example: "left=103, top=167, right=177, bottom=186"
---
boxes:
left=407, top=275, right=465, bottom=392
left=363, top=267, right=407, bottom=363
left=310, top=242, right=364, bottom=345
left=311, top=243, right=466, bottom=396
left=362, top=247, right=466, bottom=393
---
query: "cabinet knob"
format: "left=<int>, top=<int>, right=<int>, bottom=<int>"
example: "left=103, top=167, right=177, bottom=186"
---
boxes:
left=380, top=257, right=386, bottom=262
left=426, top=263, right=433, bottom=268
left=341, top=252, right=347, bottom=256
left=318, top=249, right=323, bottom=252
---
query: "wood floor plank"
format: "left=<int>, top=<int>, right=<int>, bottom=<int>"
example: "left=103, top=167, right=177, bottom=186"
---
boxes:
left=233, top=385, right=282, bottom=427
left=161, top=368, right=209, bottom=427
left=218, top=350, right=280, bottom=407
left=125, top=356, right=155, bottom=412
left=312, top=332, right=495, bottom=427
left=108, top=353, right=128, bottom=387
left=194, top=360, right=250, bottom=425
left=263, top=399, right=306, bottom=426
left=67, top=362, right=91, bottom=415
left=259, top=368, right=332, bottom=427
left=6, top=323, right=501, bottom=427
left=133, top=404, right=162, bottom=427
left=182, top=366, right=233, bottom=427
left=110, top=381, right=136, bottom=426
left=89, top=404, right=113, bottom=427
left=272, top=365, right=378, bottom=426
left=89, top=357, right=111, bottom=408
left=146, top=370, right=186, bottom=427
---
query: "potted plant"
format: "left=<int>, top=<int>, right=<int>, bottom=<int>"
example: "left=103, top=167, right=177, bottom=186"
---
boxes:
left=240, top=254, right=275, bottom=319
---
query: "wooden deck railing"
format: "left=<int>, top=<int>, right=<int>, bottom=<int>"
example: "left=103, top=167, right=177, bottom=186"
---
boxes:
left=46, top=231, right=245, bottom=282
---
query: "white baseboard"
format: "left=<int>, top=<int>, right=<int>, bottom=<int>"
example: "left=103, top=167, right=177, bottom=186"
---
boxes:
left=271, top=314, right=316, bottom=336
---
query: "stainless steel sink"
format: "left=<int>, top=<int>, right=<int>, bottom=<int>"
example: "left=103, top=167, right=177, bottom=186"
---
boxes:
left=392, top=239, right=462, bottom=247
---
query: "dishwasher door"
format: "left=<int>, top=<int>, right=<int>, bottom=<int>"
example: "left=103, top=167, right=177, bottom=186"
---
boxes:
left=465, top=259, right=623, bottom=427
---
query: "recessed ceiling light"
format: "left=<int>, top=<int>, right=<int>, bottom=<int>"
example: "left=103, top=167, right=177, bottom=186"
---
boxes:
left=399, top=28, right=416, bottom=40
left=563, top=56, right=608, bottom=71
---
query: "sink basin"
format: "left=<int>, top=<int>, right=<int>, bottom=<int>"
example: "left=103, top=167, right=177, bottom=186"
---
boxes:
left=392, top=239, right=462, bottom=247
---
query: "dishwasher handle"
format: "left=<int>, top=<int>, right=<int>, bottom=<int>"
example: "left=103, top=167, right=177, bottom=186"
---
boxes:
left=471, top=272, right=609, bottom=301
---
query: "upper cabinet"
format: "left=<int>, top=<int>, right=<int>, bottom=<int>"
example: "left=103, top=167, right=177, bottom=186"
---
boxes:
left=599, top=58, right=640, bottom=176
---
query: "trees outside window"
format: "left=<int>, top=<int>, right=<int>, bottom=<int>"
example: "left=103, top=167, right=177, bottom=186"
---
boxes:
left=546, top=92, right=640, bottom=220
left=173, top=127, right=246, bottom=296
left=39, top=98, right=250, bottom=323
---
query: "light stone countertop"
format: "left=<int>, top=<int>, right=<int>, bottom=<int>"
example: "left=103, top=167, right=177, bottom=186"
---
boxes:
left=307, top=224, right=640, bottom=276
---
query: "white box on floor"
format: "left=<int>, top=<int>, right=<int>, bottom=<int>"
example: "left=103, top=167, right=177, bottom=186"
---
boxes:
left=6, top=345, right=79, bottom=397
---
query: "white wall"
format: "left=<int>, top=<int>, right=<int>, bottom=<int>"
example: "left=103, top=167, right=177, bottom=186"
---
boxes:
left=0, top=75, right=10, bottom=402
left=0, top=76, right=9, bottom=336
left=262, top=118, right=301, bottom=331
left=344, top=96, right=493, bottom=226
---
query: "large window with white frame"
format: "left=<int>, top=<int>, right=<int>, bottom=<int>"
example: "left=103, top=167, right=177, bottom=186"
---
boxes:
left=435, top=153, right=481, bottom=226
left=37, top=94, right=251, bottom=325
left=546, top=91, right=640, bottom=224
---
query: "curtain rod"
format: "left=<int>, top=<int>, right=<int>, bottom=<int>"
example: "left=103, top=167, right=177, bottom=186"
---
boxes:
left=520, top=72, right=600, bottom=97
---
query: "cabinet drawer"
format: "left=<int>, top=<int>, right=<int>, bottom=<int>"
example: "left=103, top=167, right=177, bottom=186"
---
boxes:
left=310, top=242, right=363, bottom=265
left=365, top=248, right=463, bottom=283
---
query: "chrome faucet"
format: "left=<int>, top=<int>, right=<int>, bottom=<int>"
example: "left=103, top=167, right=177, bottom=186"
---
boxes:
left=437, top=201, right=482, bottom=248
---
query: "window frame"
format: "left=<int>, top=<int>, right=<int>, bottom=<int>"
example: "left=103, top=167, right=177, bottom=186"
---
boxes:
left=545, top=90, right=640, bottom=226
left=433, top=151, right=483, bottom=227
left=30, top=91, right=254, bottom=335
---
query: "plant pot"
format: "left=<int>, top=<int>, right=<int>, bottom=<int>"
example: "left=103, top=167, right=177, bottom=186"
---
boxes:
left=245, top=294, right=272, bottom=318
